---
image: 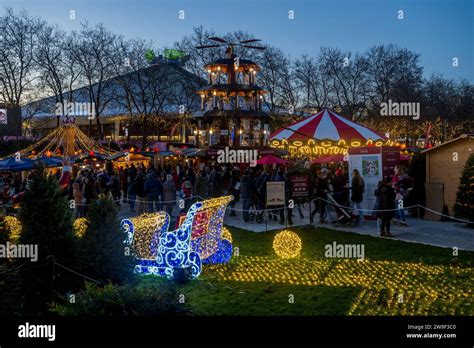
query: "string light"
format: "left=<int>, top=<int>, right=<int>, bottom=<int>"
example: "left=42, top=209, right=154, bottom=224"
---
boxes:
left=4, top=216, right=22, bottom=243
left=270, top=139, right=396, bottom=158
left=73, top=218, right=88, bottom=238
left=205, top=256, right=471, bottom=315
left=272, top=230, right=302, bottom=259
left=221, top=227, right=232, bottom=243
left=0, top=124, right=117, bottom=161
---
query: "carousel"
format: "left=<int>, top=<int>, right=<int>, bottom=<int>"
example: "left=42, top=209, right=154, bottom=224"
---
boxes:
left=0, top=119, right=118, bottom=175
left=269, top=109, right=395, bottom=159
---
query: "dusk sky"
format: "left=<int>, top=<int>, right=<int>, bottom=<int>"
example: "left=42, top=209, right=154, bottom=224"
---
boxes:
left=1, top=0, right=473, bottom=81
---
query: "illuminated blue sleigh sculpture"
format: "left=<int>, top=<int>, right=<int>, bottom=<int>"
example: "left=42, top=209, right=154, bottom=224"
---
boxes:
left=121, top=196, right=234, bottom=279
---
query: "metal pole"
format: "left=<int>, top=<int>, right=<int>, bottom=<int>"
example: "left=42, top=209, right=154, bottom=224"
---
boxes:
left=265, top=202, right=268, bottom=233
left=319, top=197, right=322, bottom=225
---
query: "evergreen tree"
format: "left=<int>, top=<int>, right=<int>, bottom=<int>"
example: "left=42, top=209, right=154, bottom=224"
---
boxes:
left=18, top=166, right=76, bottom=314
left=78, top=197, right=134, bottom=284
left=453, top=153, right=474, bottom=224
left=19, top=166, right=75, bottom=263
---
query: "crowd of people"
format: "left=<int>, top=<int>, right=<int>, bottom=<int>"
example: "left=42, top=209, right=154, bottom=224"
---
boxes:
left=1, top=160, right=413, bottom=237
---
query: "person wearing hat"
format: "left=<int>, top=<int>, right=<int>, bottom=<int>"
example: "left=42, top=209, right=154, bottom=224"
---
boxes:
left=332, top=167, right=347, bottom=206
left=180, top=177, right=194, bottom=211
left=350, top=169, right=365, bottom=223
left=162, top=174, right=176, bottom=216
left=144, top=171, right=162, bottom=212
left=376, top=176, right=396, bottom=237
left=310, top=168, right=329, bottom=224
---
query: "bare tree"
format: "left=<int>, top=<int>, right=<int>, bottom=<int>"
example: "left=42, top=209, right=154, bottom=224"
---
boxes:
left=36, top=24, right=82, bottom=127
left=254, top=46, right=289, bottom=114
left=0, top=8, right=41, bottom=107
left=69, top=22, right=116, bottom=139
left=365, top=44, right=423, bottom=109
left=111, top=38, right=177, bottom=148
left=293, top=55, right=330, bottom=111
left=173, top=26, right=221, bottom=80
left=319, top=47, right=370, bottom=120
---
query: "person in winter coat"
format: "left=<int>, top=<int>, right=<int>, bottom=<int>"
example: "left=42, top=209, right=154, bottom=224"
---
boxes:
left=376, top=176, right=396, bottom=237
left=227, top=168, right=240, bottom=217
left=119, top=167, right=128, bottom=203
left=72, top=182, right=84, bottom=218
left=110, top=171, right=121, bottom=206
left=350, top=169, right=365, bottom=223
left=310, top=168, right=329, bottom=224
left=373, top=180, right=384, bottom=232
left=127, top=174, right=137, bottom=212
left=194, top=170, right=208, bottom=200
left=332, top=168, right=347, bottom=205
left=209, top=166, right=223, bottom=198
left=256, top=166, right=271, bottom=210
left=144, top=172, right=162, bottom=212
left=240, top=170, right=256, bottom=222
left=134, top=173, right=146, bottom=214
left=180, top=178, right=193, bottom=211
left=162, top=174, right=176, bottom=217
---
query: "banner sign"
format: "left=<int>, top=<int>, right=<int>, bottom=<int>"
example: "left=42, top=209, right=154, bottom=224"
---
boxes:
left=290, top=174, right=309, bottom=198
left=348, top=148, right=383, bottom=216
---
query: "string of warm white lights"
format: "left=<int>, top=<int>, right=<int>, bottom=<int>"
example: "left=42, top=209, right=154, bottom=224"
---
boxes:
left=204, top=256, right=472, bottom=315
left=73, top=218, right=89, bottom=238
left=10, top=124, right=117, bottom=159
left=273, top=230, right=302, bottom=259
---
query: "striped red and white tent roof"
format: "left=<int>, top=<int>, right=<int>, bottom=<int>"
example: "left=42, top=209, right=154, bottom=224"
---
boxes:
left=270, top=109, right=385, bottom=142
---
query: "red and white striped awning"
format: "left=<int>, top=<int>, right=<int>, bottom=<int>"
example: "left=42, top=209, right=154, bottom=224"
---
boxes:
left=270, top=109, right=385, bottom=142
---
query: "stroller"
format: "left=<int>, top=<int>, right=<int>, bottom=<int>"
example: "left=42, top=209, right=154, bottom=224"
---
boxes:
left=247, top=196, right=280, bottom=223
left=327, top=192, right=357, bottom=227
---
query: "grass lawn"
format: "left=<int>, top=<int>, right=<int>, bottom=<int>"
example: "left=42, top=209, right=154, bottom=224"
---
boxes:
left=141, top=226, right=474, bottom=316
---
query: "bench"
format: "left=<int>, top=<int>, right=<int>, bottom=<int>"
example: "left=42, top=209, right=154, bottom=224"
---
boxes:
left=121, top=195, right=234, bottom=278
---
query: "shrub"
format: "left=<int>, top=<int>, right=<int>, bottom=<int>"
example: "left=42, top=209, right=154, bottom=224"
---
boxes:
left=0, top=264, right=24, bottom=316
left=50, top=280, right=185, bottom=316
left=19, top=166, right=75, bottom=263
left=77, top=197, right=134, bottom=284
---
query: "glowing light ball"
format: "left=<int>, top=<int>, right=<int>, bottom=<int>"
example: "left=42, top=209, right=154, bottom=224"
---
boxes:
left=273, top=230, right=302, bottom=259
left=221, top=227, right=233, bottom=243
left=73, top=218, right=88, bottom=238
left=4, top=216, right=22, bottom=243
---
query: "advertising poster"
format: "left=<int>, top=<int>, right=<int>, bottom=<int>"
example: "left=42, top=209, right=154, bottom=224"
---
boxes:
left=290, top=174, right=310, bottom=198
left=348, top=148, right=383, bottom=216
left=266, top=181, right=285, bottom=206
